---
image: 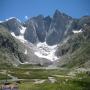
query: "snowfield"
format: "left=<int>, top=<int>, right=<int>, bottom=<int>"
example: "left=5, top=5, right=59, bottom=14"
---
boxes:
left=11, top=32, right=27, bottom=43
left=20, top=26, right=26, bottom=34
left=11, top=26, right=27, bottom=43
left=35, top=42, right=58, bottom=61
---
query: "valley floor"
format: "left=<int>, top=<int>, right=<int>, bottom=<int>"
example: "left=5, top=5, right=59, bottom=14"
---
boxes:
left=0, top=67, right=90, bottom=90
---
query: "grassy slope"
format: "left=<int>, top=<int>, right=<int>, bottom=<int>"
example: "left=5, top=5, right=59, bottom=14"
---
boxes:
left=8, top=68, right=68, bottom=79
left=0, top=25, right=27, bottom=67
left=58, top=24, right=90, bottom=68
left=63, top=41, right=90, bottom=68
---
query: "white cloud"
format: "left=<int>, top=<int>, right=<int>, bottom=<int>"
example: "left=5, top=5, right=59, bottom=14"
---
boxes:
left=25, top=16, right=28, bottom=20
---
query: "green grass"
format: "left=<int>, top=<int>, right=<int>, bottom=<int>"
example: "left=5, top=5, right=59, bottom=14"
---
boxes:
left=61, top=42, right=90, bottom=68
left=19, top=75, right=90, bottom=90
left=18, top=64, right=42, bottom=68
left=0, top=73, right=11, bottom=80
left=0, top=26, right=27, bottom=67
left=0, top=68, right=90, bottom=90
left=8, top=68, right=68, bottom=79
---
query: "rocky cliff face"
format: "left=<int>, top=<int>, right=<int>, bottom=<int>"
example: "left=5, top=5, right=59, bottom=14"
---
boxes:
left=0, top=10, right=74, bottom=45
left=24, top=15, right=52, bottom=44
left=24, top=10, right=73, bottom=45
left=46, top=10, right=72, bottom=45
left=55, top=17, right=90, bottom=68
left=0, top=18, right=23, bottom=36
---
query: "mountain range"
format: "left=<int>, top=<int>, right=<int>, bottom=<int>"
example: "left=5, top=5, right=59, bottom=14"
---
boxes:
left=0, top=10, right=90, bottom=68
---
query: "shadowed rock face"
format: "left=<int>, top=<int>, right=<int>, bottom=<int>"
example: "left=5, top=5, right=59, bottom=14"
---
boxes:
left=1, top=18, right=22, bottom=36
left=24, top=20, right=38, bottom=44
left=46, top=10, right=72, bottom=45
left=24, top=15, right=52, bottom=43
left=24, top=10, right=73, bottom=45
left=6, top=18, right=22, bottom=35
left=55, top=19, right=90, bottom=68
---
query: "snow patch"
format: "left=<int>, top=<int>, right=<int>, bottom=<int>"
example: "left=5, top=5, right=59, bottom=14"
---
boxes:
left=11, top=24, right=27, bottom=43
left=24, top=49, right=27, bottom=55
left=34, top=42, right=58, bottom=61
left=11, top=32, right=27, bottom=43
left=24, top=62, right=28, bottom=64
left=21, top=62, right=29, bottom=64
left=11, top=32, right=16, bottom=37
left=73, top=29, right=82, bottom=34
left=20, top=26, right=26, bottom=34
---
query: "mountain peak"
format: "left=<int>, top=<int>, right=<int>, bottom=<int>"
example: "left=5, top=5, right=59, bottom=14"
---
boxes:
left=5, top=17, right=21, bottom=23
left=36, top=15, right=44, bottom=20
left=54, top=9, right=61, bottom=16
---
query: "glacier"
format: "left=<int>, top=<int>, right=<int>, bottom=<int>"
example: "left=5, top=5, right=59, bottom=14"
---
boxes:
left=34, top=42, right=58, bottom=61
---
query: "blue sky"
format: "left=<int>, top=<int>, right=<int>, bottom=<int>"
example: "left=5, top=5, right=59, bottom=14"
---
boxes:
left=0, top=0, right=90, bottom=21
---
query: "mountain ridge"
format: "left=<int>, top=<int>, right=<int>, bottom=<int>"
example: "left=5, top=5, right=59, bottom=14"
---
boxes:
left=0, top=10, right=90, bottom=68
